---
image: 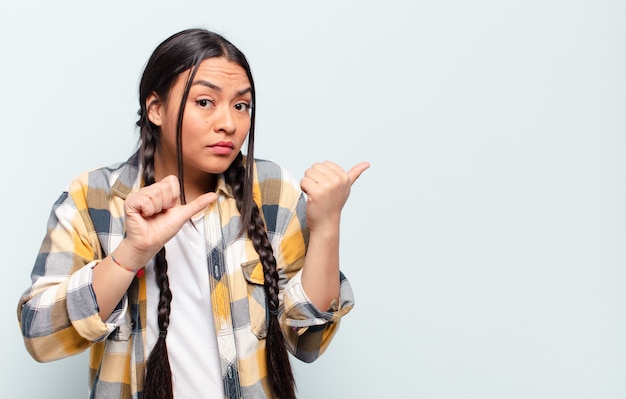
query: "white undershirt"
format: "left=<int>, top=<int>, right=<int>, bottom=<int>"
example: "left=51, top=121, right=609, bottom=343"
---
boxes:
left=146, top=216, right=223, bottom=398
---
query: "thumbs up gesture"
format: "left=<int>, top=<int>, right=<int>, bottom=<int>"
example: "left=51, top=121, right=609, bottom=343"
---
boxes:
left=300, top=161, right=370, bottom=232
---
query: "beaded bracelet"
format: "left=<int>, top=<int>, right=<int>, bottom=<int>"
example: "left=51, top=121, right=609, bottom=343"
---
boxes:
left=111, top=253, right=145, bottom=278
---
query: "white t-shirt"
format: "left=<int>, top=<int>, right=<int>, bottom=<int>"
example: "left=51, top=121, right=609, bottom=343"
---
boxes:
left=145, top=216, right=223, bottom=398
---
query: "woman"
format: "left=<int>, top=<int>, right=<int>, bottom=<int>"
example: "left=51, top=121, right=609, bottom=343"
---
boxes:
left=17, top=28, right=368, bottom=399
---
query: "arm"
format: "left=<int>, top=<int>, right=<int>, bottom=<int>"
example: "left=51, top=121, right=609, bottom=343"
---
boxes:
left=92, top=175, right=216, bottom=320
left=273, top=161, right=368, bottom=362
left=17, top=176, right=109, bottom=362
left=18, top=174, right=215, bottom=362
left=299, top=161, right=370, bottom=310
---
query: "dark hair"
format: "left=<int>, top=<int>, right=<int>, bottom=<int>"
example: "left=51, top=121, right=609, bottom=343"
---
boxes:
left=136, top=28, right=295, bottom=399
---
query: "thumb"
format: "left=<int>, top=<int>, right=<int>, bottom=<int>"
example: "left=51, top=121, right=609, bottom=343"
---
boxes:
left=347, top=162, right=371, bottom=185
left=180, top=192, right=218, bottom=219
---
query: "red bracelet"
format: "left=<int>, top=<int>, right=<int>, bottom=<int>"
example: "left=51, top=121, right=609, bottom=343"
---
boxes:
left=111, top=253, right=145, bottom=278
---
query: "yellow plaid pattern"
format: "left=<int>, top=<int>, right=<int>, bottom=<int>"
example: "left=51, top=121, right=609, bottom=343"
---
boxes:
left=17, top=152, right=355, bottom=398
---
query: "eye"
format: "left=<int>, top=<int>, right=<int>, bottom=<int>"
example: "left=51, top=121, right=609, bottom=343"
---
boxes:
left=234, top=102, right=252, bottom=112
left=196, top=99, right=214, bottom=108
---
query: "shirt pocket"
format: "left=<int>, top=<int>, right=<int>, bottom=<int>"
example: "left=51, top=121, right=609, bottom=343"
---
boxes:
left=241, top=259, right=268, bottom=340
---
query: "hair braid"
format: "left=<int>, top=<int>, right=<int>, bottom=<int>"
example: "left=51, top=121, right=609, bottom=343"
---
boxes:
left=137, top=109, right=158, bottom=182
left=138, top=127, right=175, bottom=399
left=143, top=247, right=173, bottom=399
left=226, top=154, right=296, bottom=399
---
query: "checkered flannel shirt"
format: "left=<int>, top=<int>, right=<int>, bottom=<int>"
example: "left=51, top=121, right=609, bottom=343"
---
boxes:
left=17, top=151, right=355, bottom=398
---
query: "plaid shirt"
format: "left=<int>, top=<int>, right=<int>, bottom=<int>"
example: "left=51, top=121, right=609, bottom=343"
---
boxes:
left=17, top=152, right=354, bottom=398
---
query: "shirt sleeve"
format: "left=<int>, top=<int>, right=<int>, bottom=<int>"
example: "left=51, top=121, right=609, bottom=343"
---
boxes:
left=279, top=259, right=355, bottom=363
left=281, top=269, right=354, bottom=328
left=16, top=175, right=127, bottom=362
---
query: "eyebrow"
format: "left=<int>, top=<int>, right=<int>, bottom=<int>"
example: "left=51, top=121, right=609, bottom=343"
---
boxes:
left=192, top=79, right=252, bottom=96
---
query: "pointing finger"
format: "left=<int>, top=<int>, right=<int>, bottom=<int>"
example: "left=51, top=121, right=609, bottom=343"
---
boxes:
left=180, top=192, right=218, bottom=220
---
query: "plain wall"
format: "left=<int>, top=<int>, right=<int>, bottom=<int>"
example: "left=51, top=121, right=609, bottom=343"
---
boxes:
left=1, top=1, right=625, bottom=397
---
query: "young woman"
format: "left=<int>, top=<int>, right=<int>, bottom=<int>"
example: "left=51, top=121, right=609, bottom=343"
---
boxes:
left=17, top=28, right=368, bottom=399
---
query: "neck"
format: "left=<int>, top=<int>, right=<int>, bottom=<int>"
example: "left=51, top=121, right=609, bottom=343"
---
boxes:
left=182, top=172, right=218, bottom=202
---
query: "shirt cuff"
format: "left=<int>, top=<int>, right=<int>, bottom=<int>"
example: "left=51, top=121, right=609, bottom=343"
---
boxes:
left=281, top=269, right=355, bottom=330
left=66, top=261, right=129, bottom=342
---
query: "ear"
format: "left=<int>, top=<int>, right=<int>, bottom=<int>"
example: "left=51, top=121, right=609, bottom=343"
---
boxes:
left=146, top=92, right=163, bottom=126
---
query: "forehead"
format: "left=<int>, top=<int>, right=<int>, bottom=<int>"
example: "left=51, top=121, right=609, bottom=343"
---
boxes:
left=191, top=57, right=250, bottom=88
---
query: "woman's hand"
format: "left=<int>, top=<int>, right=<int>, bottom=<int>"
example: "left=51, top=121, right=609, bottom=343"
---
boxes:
left=122, top=175, right=217, bottom=260
left=300, top=161, right=370, bottom=232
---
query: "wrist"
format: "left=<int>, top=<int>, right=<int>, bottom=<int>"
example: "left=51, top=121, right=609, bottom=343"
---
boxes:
left=111, top=240, right=154, bottom=275
left=308, top=220, right=340, bottom=239
left=111, top=252, right=143, bottom=272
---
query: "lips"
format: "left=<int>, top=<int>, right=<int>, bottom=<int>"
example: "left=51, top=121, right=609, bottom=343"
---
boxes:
left=208, top=141, right=235, bottom=155
left=210, top=141, right=234, bottom=149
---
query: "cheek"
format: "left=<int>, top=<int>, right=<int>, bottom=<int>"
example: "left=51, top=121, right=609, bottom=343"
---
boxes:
left=182, top=116, right=209, bottom=137
left=239, top=116, right=252, bottom=133
left=232, top=114, right=251, bottom=133
left=237, top=121, right=251, bottom=141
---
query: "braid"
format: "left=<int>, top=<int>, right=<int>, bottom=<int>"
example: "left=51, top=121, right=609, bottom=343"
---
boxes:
left=143, top=248, right=173, bottom=399
left=248, top=203, right=296, bottom=399
left=138, top=130, right=175, bottom=399
left=226, top=154, right=297, bottom=399
left=137, top=110, right=158, bottom=182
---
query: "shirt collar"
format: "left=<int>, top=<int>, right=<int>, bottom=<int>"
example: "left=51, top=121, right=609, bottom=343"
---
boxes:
left=214, top=173, right=234, bottom=198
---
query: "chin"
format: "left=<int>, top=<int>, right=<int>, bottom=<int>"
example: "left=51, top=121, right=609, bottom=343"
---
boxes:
left=204, top=160, right=235, bottom=175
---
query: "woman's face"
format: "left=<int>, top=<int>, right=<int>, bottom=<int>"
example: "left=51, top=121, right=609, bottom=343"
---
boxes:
left=149, top=56, right=252, bottom=191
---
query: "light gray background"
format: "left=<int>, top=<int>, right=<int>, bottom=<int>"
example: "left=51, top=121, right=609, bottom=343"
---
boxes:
left=1, top=1, right=625, bottom=398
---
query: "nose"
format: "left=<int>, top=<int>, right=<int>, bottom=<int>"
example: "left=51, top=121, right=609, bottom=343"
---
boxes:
left=215, top=105, right=236, bottom=135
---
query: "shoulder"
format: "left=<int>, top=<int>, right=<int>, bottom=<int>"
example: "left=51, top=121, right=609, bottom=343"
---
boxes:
left=251, top=158, right=303, bottom=209
left=253, top=158, right=299, bottom=189
left=67, top=152, right=141, bottom=198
